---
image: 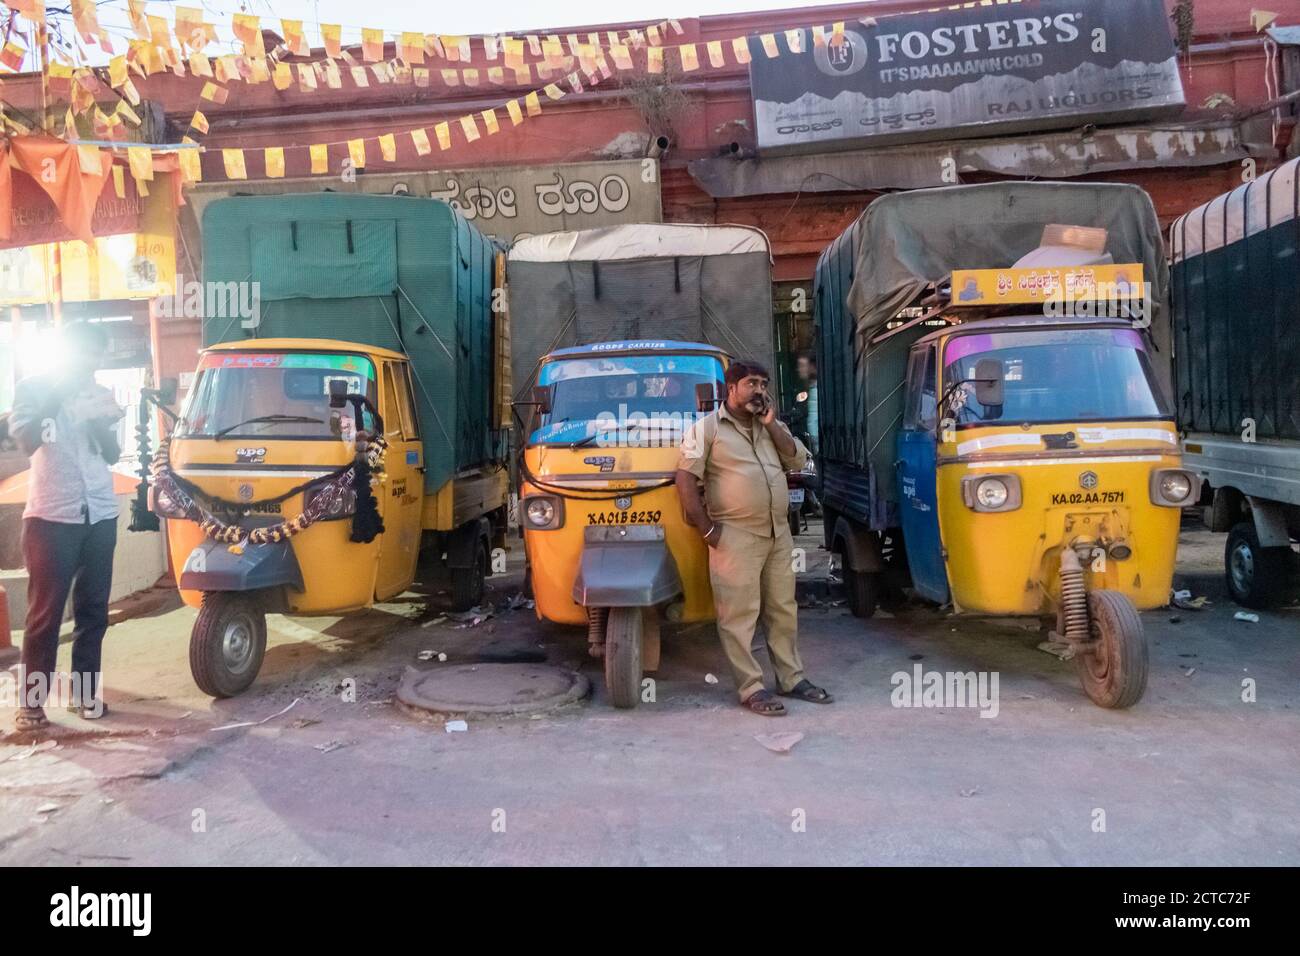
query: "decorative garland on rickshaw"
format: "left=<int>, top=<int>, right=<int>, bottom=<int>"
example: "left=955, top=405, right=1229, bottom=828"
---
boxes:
left=149, top=433, right=389, bottom=546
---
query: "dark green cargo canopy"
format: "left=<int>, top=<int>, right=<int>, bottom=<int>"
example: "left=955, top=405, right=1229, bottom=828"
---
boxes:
left=201, top=192, right=505, bottom=493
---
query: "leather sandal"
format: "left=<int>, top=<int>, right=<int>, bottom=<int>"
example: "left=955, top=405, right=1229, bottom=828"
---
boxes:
left=743, top=689, right=787, bottom=716
left=15, top=707, right=49, bottom=731
left=779, top=679, right=834, bottom=704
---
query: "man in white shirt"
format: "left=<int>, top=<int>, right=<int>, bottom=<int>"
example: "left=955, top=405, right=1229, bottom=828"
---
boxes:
left=7, top=322, right=123, bottom=730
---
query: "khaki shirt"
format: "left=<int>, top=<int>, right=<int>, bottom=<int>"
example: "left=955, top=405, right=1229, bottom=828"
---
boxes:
left=677, top=403, right=809, bottom=538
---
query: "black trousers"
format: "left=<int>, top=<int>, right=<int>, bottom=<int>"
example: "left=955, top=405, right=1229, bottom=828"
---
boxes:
left=20, top=516, right=117, bottom=707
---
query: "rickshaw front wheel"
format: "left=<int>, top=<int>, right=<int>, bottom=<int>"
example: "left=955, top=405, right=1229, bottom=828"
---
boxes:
left=604, top=607, right=644, bottom=709
left=190, top=593, right=268, bottom=699
left=1074, top=590, right=1148, bottom=709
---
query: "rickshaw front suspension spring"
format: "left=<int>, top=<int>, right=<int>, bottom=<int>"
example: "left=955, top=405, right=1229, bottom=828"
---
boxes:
left=1058, top=549, right=1090, bottom=642
left=586, top=607, right=609, bottom=658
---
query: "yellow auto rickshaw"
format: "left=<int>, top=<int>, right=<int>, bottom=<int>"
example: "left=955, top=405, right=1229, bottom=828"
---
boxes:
left=150, top=338, right=508, bottom=697
left=518, top=340, right=728, bottom=707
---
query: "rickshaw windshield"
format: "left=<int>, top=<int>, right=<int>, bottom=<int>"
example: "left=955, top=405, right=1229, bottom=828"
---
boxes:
left=531, top=353, right=724, bottom=446
left=176, top=351, right=378, bottom=439
left=942, top=327, right=1171, bottom=426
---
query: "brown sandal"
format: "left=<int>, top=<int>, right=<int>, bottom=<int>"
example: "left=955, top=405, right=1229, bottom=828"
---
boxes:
left=779, top=679, right=834, bottom=704
left=15, top=708, right=49, bottom=731
left=743, top=690, right=787, bottom=716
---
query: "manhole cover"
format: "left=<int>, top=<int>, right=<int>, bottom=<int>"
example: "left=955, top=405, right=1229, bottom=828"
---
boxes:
left=396, top=663, right=589, bottom=716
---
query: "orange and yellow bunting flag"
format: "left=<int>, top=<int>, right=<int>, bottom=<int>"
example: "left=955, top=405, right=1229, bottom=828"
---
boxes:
left=310, top=143, right=328, bottom=174
left=189, top=109, right=209, bottom=134
left=348, top=138, right=366, bottom=168
left=459, top=114, right=480, bottom=142
left=411, top=128, right=432, bottom=156
left=178, top=147, right=202, bottom=183
left=505, top=99, right=523, bottom=125
left=128, top=145, right=153, bottom=181
left=281, top=19, right=309, bottom=57
left=678, top=43, right=699, bottom=71
left=362, top=28, right=384, bottom=63
left=223, top=148, right=247, bottom=180
left=379, top=133, right=397, bottom=161
left=434, top=121, right=451, bottom=150
left=264, top=146, right=285, bottom=178
left=321, top=24, right=342, bottom=58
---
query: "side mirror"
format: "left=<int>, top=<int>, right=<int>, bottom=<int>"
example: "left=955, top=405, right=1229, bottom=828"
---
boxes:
left=158, top=377, right=178, bottom=405
left=328, top=378, right=350, bottom=408
left=974, top=358, right=1004, bottom=408
left=531, top=385, right=553, bottom=416
left=695, top=382, right=717, bottom=412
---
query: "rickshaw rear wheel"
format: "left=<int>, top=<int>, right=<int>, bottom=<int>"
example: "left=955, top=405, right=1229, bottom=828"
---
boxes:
left=450, top=539, right=488, bottom=612
left=604, top=607, right=644, bottom=709
left=844, top=568, right=880, bottom=619
left=190, top=593, right=267, bottom=699
left=1075, top=589, right=1147, bottom=709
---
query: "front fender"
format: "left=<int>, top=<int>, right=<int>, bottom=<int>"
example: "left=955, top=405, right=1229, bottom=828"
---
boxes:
left=572, top=525, right=682, bottom=608
left=177, top=537, right=305, bottom=594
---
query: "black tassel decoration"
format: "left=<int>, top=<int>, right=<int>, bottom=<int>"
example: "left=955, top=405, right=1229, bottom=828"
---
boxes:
left=128, top=402, right=159, bottom=532
left=349, top=438, right=384, bottom=543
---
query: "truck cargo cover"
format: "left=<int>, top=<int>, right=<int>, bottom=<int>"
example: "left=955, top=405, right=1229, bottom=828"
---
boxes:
left=842, top=181, right=1171, bottom=368
left=507, top=223, right=774, bottom=394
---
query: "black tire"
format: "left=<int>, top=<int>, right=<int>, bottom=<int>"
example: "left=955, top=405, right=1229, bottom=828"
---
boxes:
left=450, top=538, right=488, bottom=611
left=844, top=567, right=880, bottom=619
left=1225, top=521, right=1294, bottom=610
left=190, top=593, right=267, bottom=699
left=1075, top=589, right=1147, bottom=709
left=604, top=607, right=644, bottom=709
left=788, top=508, right=801, bottom=537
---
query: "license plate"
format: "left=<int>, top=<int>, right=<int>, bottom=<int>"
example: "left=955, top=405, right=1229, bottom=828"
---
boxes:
left=789, top=489, right=805, bottom=505
left=586, top=509, right=663, bottom=525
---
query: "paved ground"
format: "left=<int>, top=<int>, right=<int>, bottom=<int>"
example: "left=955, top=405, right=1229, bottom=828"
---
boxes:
left=1, top=525, right=1296, bottom=866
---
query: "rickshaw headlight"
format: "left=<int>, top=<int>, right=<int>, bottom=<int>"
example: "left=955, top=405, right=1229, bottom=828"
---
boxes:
left=976, top=478, right=1009, bottom=509
left=961, top=474, right=1022, bottom=513
left=1151, top=469, right=1197, bottom=507
left=523, top=495, right=563, bottom=530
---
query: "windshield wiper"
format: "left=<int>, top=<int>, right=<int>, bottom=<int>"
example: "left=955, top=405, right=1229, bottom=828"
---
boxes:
left=214, top=415, right=324, bottom=440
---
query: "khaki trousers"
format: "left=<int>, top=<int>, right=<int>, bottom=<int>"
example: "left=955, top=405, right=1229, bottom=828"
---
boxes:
left=707, top=523, right=805, bottom=701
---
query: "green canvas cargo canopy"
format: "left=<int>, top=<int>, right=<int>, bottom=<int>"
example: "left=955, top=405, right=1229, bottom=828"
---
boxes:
left=815, top=181, right=1168, bottom=528
left=506, top=223, right=775, bottom=394
left=201, top=192, right=505, bottom=494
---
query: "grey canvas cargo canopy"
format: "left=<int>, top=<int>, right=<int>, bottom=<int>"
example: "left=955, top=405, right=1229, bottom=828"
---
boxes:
left=507, top=223, right=774, bottom=395
left=840, top=180, right=1170, bottom=356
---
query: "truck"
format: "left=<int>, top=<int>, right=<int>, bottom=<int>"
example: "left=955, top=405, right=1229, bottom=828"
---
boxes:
left=814, top=181, right=1186, bottom=707
left=1170, top=157, right=1300, bottom=608
left=152, top=193, right=511, bottom=696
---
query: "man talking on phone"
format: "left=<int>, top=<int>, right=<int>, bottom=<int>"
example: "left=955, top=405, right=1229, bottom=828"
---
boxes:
left=675, top=361, right=833, bottom=716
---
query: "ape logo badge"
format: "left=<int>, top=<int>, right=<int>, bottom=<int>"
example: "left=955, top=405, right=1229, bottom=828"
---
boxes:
left=238, top=483, right=255, bottom=501
left=614, top=496, right=632, bottom=511
left=235, top=447, right=266, bottom=464
left=1078, top=471, right=1099, bottom=491
left=583, top=456, right=616, bottom=473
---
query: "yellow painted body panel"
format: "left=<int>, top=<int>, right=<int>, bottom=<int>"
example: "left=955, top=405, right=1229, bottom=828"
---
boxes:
left=164, top=436, right=380, bottom=613
left=164, top=341, right=427, bottom=614
left=934, top=420, right=1182, bottom=615
left=521, top=443, right=715, bottom=627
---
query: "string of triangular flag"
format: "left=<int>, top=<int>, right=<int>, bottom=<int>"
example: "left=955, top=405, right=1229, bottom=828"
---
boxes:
left=176, top=19, right=856, bottom=184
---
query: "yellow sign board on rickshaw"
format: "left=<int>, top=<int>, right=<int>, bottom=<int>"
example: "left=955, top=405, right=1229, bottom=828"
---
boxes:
left=950, top=264, right=1146, bottom=306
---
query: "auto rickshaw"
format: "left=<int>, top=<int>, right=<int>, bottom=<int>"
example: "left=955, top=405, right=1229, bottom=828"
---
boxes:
left=518, top=340, right=728, bottom=707
left=150, top=339, right=507, bottom=697
left=885, top=265, right=1194, bottom=707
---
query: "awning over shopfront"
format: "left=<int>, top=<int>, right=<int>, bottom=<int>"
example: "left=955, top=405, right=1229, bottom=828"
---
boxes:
left=688, top=120, right=1261, bottom=198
